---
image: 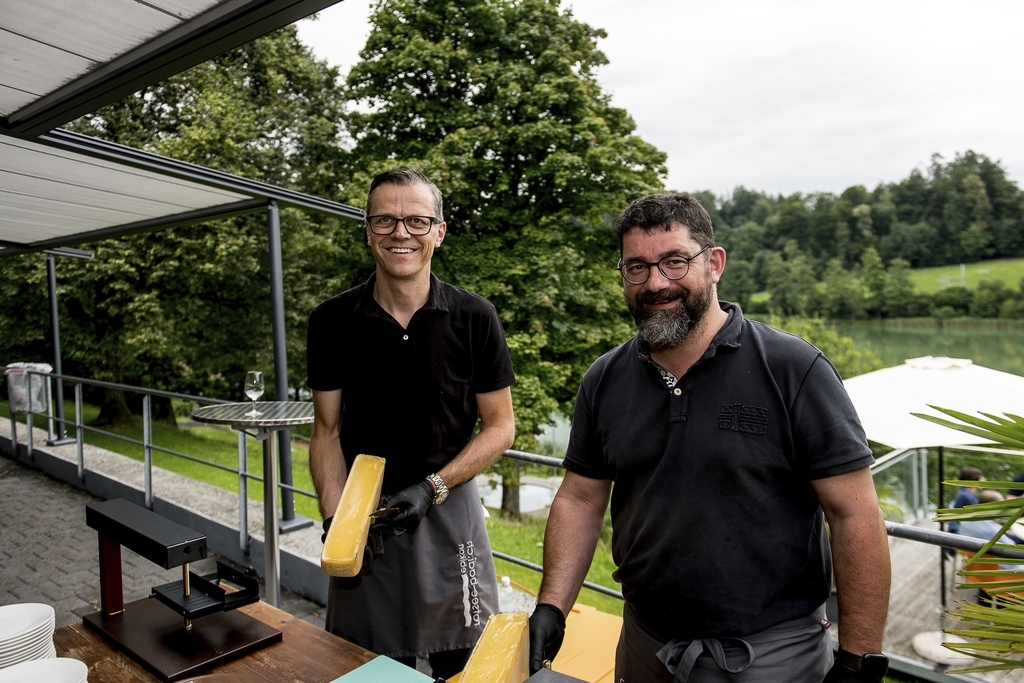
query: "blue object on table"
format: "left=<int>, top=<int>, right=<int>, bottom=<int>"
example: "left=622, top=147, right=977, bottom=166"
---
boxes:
left=329, top=655, right=434, bottom=682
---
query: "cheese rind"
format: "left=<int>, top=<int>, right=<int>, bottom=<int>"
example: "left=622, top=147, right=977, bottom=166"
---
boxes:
left=459, top=611, right=530, bottom=683
left=320, top=454, right=386, bottom=577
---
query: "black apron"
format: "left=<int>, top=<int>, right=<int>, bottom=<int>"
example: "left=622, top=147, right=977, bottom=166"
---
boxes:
left=325, top=480, right=499, bottom=658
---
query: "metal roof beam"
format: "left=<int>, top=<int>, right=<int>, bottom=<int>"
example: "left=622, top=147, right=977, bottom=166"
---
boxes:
left=0, top=198, right=267, bottom=257
left=2, top=0, right=343, bottom=136
left=29, top=129, right=364, bottom=221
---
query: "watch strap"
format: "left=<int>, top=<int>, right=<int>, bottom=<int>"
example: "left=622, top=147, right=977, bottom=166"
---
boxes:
left=426, top=473, right=449, bottom=505
left=836, top=648, right=888, bottom=678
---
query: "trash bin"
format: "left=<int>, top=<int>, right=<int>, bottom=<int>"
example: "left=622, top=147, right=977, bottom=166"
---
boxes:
left=4, top=362, right=53, bottom=414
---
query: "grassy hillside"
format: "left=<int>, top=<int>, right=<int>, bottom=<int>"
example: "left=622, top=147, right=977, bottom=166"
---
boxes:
left=907, top=258, right=1024, bottom=294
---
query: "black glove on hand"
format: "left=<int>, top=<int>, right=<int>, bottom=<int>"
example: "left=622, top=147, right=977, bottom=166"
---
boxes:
left=529, top=603, right=566, bottom=674
left=320, top=516, right=333, bottom=544
left=385, top=480, right=435, bottom=534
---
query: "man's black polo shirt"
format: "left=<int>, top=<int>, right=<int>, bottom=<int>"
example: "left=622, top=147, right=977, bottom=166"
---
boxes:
left=564, top=303, right=873, bottom=640
left=306, top=273, right=516, bottom=495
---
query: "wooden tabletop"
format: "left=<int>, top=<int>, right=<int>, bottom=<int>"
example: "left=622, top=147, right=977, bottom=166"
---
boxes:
left=54, top=601, right=375, bottom=683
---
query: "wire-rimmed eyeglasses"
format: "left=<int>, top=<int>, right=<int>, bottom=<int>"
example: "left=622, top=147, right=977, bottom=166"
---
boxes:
left=366, top=215, right=440, bottom=235
left=616, top=246, right=711, bottom=285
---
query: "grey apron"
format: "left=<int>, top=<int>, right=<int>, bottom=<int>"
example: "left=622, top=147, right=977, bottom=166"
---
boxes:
left=615, top=603, right=832, bottom=683
left=325, top=479, right=498, bottom=658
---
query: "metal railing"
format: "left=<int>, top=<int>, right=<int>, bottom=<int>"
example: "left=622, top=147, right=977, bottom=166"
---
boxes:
left=0, top=366, right=623, bottom=603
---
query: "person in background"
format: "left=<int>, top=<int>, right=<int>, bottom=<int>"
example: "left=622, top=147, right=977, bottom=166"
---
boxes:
left=948, top=466, right=984, bottom=535
left=307, top=169, right=516, bottom=679
left=528, top=193, right=891, bottom=683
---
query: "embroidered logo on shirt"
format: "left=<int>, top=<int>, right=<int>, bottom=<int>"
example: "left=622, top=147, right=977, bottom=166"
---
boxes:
left=719, top=404, right=768, bottom=435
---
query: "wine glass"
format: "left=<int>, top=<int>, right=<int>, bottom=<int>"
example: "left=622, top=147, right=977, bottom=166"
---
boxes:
left=244, top=371, right=264, bottom=417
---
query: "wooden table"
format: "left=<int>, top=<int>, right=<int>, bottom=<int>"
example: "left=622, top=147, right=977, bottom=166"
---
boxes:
left=55, top=601, right=375, bottom=682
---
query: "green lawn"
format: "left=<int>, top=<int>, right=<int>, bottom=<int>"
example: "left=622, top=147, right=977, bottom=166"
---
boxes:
left=905, top=258, right=1024, bottom=293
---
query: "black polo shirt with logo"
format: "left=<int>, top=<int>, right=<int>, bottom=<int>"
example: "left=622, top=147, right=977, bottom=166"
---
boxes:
left=564, top=303, right=873, bottom=640
left=306, top=273, right=516, bottom=495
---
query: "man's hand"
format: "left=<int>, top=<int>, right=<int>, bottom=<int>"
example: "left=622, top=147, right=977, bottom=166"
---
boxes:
left=384, top=480, right=435, bottom=534
left=529, top=603, right=566, bottom=674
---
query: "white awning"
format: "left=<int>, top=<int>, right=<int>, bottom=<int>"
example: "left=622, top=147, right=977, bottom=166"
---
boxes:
left=0, top=129, right=362, bottom=255
left=844, top=356, right=1024, bottom=450
left=1, top=0, right=343, bottom=135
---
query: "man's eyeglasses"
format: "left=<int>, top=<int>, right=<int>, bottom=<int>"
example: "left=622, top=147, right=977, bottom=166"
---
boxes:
left=616, top=246, right=711, bottom=285
left=366, top=215, right=439, bottom=235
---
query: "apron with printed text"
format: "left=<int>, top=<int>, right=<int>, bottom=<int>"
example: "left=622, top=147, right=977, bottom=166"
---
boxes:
left=325, top=479, right=499, bottom=658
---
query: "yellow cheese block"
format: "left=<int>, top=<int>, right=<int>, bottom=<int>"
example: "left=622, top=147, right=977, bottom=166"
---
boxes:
left=321, top=454, right=386, bottom=577
left=459, top=611, right=529, bottom=683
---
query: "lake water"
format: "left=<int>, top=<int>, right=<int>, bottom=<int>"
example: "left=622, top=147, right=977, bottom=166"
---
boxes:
left=480, top=483, right=555, bottom=513
left=830, top=321, right=1024, bottom=377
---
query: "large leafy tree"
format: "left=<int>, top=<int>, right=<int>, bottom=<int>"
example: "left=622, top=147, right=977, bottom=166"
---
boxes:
left=338, top=0, right=666, bottom=514
left=340, top=0, right=665, bottom=437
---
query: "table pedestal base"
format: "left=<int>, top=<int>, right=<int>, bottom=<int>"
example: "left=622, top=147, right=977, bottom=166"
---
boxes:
left=84, top=597, right=281, bottom=682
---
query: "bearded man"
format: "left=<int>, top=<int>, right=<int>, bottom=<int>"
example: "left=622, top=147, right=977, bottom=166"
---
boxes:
left=528, top=193, right=891, bottom=683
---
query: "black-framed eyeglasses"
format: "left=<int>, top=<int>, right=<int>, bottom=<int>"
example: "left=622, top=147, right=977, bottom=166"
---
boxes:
left=366, top=215, right=439, bottom=235
left=616, top=246, right=711, bottom=285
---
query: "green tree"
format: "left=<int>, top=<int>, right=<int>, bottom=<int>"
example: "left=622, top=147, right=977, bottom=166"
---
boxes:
left=341, top=0, right=665, bottom=516
left=820, top=258, right=863, bottom=320
left=860, top=247, right=887, bottom=318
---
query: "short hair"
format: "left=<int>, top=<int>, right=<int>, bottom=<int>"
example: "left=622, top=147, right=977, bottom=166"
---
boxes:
left=366, top=168, right=444, bottom=222
left=616, top=193, right=715, bottom=253
left=958, top=466, right=983, bottom=481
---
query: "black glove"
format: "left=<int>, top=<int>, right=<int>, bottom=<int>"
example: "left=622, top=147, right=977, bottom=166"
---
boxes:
left=529, top=603, right=566, bottom=674
left=321, top=516, right=333, bottom=544
left=823, top=652, right=887, bottom=683
left=383, top=480, right=435, bottom=534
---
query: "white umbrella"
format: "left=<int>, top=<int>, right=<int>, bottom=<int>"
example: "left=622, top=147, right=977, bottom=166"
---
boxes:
left=843, top=356, right=1024, bottom=450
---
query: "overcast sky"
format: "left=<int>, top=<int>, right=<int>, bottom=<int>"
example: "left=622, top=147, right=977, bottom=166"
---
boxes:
left=296, top=0, right=1024, bottom=198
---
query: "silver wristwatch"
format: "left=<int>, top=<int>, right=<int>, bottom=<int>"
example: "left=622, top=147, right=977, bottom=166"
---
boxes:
left=426, top=472, right=449, bottom=505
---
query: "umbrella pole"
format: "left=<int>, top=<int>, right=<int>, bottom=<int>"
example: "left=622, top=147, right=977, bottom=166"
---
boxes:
left=938, top=446, right=947, bottom=629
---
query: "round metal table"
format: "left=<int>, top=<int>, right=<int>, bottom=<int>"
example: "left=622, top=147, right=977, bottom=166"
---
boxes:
left=191, top=401, right=314, bottom=607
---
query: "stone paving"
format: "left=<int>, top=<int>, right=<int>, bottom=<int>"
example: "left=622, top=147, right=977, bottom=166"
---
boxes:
left=0, top=456, right=325, bottom=629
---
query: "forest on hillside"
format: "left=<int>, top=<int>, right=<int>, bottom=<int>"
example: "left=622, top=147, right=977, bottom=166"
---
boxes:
left=701, top=152, right=1024, bottom=319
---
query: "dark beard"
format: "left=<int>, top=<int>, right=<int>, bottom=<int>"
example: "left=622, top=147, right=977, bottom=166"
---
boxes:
left=626, top=280, right=715, bottom=349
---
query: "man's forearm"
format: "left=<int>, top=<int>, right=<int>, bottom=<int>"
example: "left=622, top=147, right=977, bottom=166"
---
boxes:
left=537, top=481, right=609, bottom=615
left=438, top=421, right=514, bottom=489
left=309, top=432, right=346, bottom=519
left=831, top=508, right=891, bottom=654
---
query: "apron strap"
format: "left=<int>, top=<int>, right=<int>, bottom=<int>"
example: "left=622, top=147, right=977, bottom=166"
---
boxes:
left=656, top=636, right=755, bottom=683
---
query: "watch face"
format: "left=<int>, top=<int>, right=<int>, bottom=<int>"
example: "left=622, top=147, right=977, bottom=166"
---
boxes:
left=861, top=654, right=889, bottom=678
left=435, top=489, right=449, bottom=504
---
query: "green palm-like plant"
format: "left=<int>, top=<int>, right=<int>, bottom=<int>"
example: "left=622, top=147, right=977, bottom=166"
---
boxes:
left=918, top=406, right=1024, bottom=672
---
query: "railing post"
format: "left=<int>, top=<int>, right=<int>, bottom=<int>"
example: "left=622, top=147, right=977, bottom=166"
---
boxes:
left=919, top=448, right=929, bottom=521
left=75, top=383, right=84, bottom=480
left=9, top=403, right=16, bottom=452
left=238, top=430, right=248, bottom=553
left=910, top=451, right=919, bottom=522
left=143, top=394, right=153, bottom=509
left=26, top=408, right=33, bottom=459
left=46, top=376, right=55, bottom=442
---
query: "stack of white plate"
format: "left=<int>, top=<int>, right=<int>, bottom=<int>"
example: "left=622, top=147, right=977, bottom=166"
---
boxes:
left=0, top=657, right=87, bottom=683
left=0, top=603, right=56, bottom=669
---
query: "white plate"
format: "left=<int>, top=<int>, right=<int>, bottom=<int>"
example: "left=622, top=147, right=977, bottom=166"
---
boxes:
left=0, top=625, right=53, bottom=651
left=0, top=657, right=87, bottom=683
left=0, top=605, right=54, bottom=643
left=0, top=639, right=55, bottom=667
left=0, top=633, right=53, bottom=658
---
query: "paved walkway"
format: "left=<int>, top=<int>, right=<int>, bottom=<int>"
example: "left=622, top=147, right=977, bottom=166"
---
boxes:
left=0, top=455, right=325, bottom=629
